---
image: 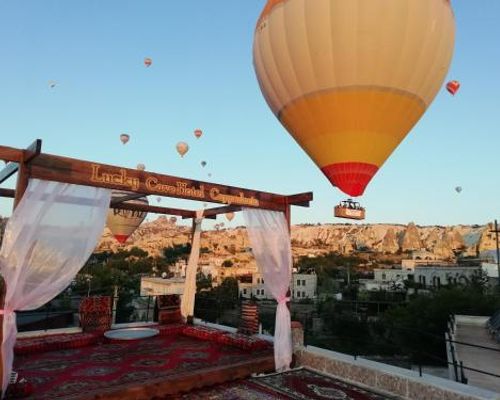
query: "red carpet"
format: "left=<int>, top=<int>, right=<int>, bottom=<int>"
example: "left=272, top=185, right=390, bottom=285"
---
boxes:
left=168, top=369, right=393, bottom=400
left=13, top=334, right=271, bottom=399
left=250, top=368, right=393, bottom=399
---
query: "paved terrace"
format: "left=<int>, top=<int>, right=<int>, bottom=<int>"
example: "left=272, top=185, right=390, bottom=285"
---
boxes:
left=453, top=316, right=500, bottom=394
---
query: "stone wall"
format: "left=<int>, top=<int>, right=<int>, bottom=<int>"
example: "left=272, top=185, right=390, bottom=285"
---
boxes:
left=295, top=346, right=499, bottom=400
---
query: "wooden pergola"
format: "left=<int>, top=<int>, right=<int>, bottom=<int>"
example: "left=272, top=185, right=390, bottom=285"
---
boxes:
left=0, top=139, right=312, bottom=225
left=0, top=139, right=313, bottom=389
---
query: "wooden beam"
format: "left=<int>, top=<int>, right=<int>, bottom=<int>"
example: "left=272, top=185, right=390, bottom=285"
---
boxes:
left=0, top=145, right=24, bottom=163
left=113, top=202, right=196, bottom=219
left=202, top=205, right=242, bottom=219
left=23, top=138, right=42, bottom=163
left=0, top=188, right=15, bottom=198
left=110, top=193, right=146, bottom=206
left=0, top=162, right=19, bottom=185
left=286, top=192, right=313, bottom=207
left=29, top=153, right=288, bottom=211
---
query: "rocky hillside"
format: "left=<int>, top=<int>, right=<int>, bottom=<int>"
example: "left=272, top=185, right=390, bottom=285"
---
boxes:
left=97, top=217, right=497, bottom=261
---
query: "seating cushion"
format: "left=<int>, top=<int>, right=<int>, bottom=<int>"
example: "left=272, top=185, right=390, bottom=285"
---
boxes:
left=182, top=325, right=227, bottom=341
left=15, top=332, right=101, bottom=355
left=215, top=332, right=270, bottom=351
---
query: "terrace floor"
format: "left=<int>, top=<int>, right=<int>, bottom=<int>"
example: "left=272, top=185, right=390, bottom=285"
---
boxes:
left=12, top=333, right=274, bottom=399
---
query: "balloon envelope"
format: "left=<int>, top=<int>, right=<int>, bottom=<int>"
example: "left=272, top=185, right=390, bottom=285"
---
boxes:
left=455, top=186, right=462, bottom=193
left=253, top=0, right=455, bottom=197
left=144, top=57, right=152, bottom=67
left=176, top=142, right=189, bottom=157
left=107, top=191, right=148, bottom=244
left=194, top=129, right=203, bottom=139
left=446, top=80, right=460, bottom=96
left=120, top=134, right=130, bottom=145
left=170, top=216, right=177, bottom=224
left=201, top=161, right=207, bottom=168
left=136, top=163, right=146, bottom=171
left=226, top=212, right=235, bottom=222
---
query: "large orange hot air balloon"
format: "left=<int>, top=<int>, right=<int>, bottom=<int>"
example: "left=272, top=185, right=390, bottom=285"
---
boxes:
left=106, top=191, right=148, bottom=244
left=253, top=0, right=455, bottom=197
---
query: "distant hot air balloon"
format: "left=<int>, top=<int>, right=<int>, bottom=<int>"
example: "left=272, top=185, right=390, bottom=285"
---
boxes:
left=201, top=161, right=207, bottom=168
left=226, top=212, right=235, bottom=222
left=144, top=57, right=152, bottom=67
left=446, top=80, right=460, bottom=96
left=208, top=173, right=212, bottom=178
left=455, top=186, right=462, bottom=193
left=136, top=163, right=146, bottom=171
left=157, top=196, right=162, bottom=203
left=176, top=142, right=189, bottom=157
left=107, top=191, right=148, bottom=244
left=170, top=216, right=177, bottom=224
left=48, top=80, right=57, bottom=89
left=194, top=129, right=203, bottom=139
left=254, top=0, right=455, bottom=197
left=120, top=134, right=130, bottom=145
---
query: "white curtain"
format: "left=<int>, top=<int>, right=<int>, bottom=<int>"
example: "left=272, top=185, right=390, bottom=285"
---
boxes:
left=180, top=210, right=204, bottom=319
left=0, top=179, right=111, bottom=395
left=243, top=208, right=292, bottom=372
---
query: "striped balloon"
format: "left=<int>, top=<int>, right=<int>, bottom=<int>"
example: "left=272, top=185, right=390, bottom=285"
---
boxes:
left=253, top=0, right=455, bottom=197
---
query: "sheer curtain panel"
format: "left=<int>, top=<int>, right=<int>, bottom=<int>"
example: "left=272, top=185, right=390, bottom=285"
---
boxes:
left=0, top=179, right=111, bottom=395
left=243, top=208, right=292, bottom=371
left=180, top=210, right=204, bottom=319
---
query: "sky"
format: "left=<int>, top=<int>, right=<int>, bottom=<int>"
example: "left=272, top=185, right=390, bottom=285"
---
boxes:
left=0, top=1, right=499, bottom=227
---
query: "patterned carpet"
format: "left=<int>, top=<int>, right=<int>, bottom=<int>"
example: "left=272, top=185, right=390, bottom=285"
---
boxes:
left=13, top=334, right=270, bottom=399
left=170, top=369, right=393, bottom=400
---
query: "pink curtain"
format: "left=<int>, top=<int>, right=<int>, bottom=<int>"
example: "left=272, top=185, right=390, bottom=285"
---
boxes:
left=0, top=179, right=111, bottom=395
left=243, top=208, right=292, bottom=371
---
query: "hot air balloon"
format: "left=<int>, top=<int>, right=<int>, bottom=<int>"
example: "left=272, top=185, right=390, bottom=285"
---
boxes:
left=144, top=57, right=152, bottom=67
left=176, top=142, right=189, bottom=157
left=136, top=163, right=146, bottom=171
left=157, top=196, right=162, bottom=203
left=208, top=173, right=212, bottom=178
left=455, top=186, right=462, bottom=193
left=120, top=134, right=130, bottom=145
left=106, top=191, right=148, bottom=244
left=253, top=0, right=455, bottom=198
left=170, top=216, right=177, bottom=224
left=48, top=80, right=57, bottom=89
left=446, top=80, right=460, bottom=96
left=201, top=161, right=207, bottom=168
left=194, top=129, right=203, bottom=139
left=226, top=212, right=235, bottom=222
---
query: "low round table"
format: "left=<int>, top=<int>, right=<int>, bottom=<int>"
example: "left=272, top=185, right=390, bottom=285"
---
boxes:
left=104, top=327, right=159, bottom=341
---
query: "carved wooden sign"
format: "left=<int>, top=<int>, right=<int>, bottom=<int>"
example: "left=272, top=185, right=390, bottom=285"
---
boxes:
left=29, top=154, right=286, bottom=210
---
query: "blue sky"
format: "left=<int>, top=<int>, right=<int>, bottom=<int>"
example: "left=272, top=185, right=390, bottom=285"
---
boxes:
left=0, top=1, right=499, bottom=227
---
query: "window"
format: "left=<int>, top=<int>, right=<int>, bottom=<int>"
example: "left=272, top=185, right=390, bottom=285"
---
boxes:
left=262, top=279, right=264, bottom=284
left=302, top=291, right=306, bottom=297
left=243, top=289, right=247, bottom=295
left=297, top=291, right=301, bottom=298
left=262, top=290, right=265, bottom=295
left=302, top=280, right=306, bottom=286
left=382, top=273, right=386, bottom=280
left=297, top=279, right=300, bottom=286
